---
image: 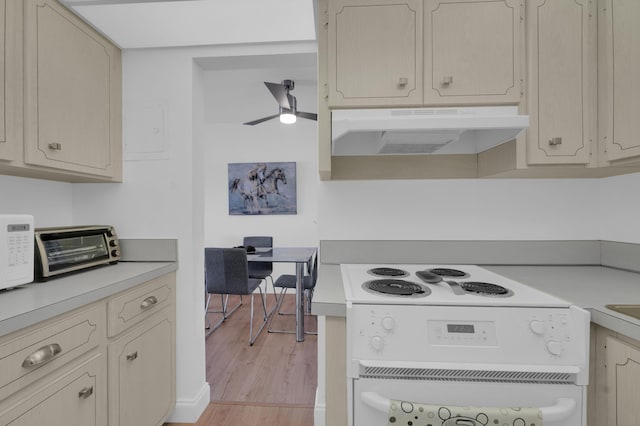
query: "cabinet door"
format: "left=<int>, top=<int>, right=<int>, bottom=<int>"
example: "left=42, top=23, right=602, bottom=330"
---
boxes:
left=0, top=354, right=106, bottom=426
left=108, top=312, right=175, bottom=426
left=526, top=0, right=596, bottom=165
left=328, top=0, right=423, bottom=107
left=424, top=0, right=523, bottom=105
left=23, top=0, right=122, bottom=179
left=599, top=0, right=640, bottom=163
left=605, top=335, right=640, bottom=425
left=0, top=0, right=22, bottom=162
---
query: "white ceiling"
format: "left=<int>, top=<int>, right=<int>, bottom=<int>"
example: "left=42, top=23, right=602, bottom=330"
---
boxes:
left=60, top=0, right=317, bottom=49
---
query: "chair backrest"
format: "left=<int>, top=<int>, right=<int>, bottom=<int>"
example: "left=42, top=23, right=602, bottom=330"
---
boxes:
left=243, top=236, right=272, bottom=248
left=307, top=252, right=318, bottom=289
left=204, top=248, right=252, bottom=295
left=243, top=236, right=273, bottom=276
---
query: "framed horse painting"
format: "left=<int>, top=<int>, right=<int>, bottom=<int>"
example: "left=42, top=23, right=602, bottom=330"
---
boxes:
left=228, top=162, right=297, bottom=215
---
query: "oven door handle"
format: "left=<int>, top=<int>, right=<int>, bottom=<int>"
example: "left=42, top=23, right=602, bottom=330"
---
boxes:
left=360, top=392, right=577, bottom=422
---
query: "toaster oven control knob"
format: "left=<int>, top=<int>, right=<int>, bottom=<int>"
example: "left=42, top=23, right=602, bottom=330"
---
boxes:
left=370, top=336, right=384, bottom=352
left=529, top=320, right=546, bottom=335
left=381, top=316, right=395, bottom=331
left=546, top=340, right=563, bottom=356
left=111, top=249, right=120, bottom=257
left=109, top=239, right=118, bottom=247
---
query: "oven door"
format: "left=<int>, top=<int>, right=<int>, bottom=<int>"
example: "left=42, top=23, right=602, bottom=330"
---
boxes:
left=352, top=378, right=585, bottom=426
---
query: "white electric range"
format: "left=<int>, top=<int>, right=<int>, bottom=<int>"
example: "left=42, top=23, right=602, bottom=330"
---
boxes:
left=341, top=264, right=590, bottom=426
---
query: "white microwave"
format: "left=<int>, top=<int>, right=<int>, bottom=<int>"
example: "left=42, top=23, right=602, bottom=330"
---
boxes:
left=0, top=215, right=35, bottom=290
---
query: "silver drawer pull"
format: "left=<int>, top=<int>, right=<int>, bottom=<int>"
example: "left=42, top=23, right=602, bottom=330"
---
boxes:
left=48, top=142, right=62, bottom=150
left=22, top=343, right=63, bottom=368
left=398, top=77, right=408, bottom=87
left=549, top=137, right=563, bottom=146
left=140, top=295, right=158, bottom=309
left=443, top=76, right=453, bottom=86
left=126, top=351, right=138, bottom=361
left=78, top=386, right=94, bottom=399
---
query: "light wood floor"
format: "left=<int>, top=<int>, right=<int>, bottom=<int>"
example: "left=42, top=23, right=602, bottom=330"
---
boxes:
left=166, top=292, right=318, bottom=425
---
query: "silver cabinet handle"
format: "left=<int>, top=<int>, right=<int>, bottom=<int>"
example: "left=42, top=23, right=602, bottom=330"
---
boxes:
left=549, top=137, right=562, bottom=146
left=126, top=351, right=138, bottom=361
left=443, top=76, right=453, bottom=86
left=78, top=386, right=94, bottom=399
left=22, top=343, right=62, bottom=368
left=48, top=142, right=62, bottom=150
left=140, top=295, right=158, bottom=309
left=398, top=77, right=408, bottom=87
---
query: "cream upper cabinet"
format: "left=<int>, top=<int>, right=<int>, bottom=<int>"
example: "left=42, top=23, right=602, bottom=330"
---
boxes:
left=0, top=0, right=22, bottom=162
left=423, top=0, right=523, bottom=105
left=23, top=0, right=122, bottom=180
left=328, top=0, right=423, bottom=107
left=526, top=0, right=596, bottom=165
left=599, top=0, right=640, bottom=163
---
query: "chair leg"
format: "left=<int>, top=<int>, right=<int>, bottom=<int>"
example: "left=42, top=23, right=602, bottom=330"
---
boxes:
left=268, top=288, right=317, bottom=335
left=205, top=294, right=243, bottom=338
left=248, top=286, right=269, bottom=346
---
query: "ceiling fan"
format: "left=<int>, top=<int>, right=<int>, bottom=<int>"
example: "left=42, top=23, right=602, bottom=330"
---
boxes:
left=243, top=79, right=317, bottom=126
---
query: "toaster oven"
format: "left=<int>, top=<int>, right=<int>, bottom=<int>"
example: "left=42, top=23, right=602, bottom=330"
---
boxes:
left=34, top=225, right=121, bottom=281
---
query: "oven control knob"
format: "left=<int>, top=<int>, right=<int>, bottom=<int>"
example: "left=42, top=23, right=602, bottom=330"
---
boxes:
left=529, top=320, right=546, bottom=335
left=546, top=340, right=563, bottom=356
left=381, top=316, right=395, bottom=331
left=370, top=336, right=384, bottom=352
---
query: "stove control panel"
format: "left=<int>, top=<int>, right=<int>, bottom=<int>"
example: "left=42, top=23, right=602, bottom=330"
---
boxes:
left=428, top=320, right=498, bottom=346
left=347, top=304, right=590, bottom=368
left=527, top=312, right=573, bottom=357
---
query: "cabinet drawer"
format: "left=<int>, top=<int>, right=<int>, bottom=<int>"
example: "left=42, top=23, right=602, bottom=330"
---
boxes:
left=0, top=353, right=106, bottom=426
left=0, top=304, right=105, bottom=402
left=107, top=273, right=174, bottom=337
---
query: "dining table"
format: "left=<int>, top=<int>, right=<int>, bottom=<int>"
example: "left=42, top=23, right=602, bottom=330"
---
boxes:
left=247, top=247, right=317, bottom=342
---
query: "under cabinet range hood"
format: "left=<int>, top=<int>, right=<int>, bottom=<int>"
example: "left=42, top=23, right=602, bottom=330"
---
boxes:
left=331, top=106, right=528, bottom=156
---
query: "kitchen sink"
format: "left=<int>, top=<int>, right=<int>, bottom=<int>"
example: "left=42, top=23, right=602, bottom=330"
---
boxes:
left=606, top=304, right=640, bottom=320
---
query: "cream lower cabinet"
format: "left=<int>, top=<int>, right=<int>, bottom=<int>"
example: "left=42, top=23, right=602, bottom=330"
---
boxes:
left=22, top=0, right=122, bottom=180
left=108, top=312, right=174, bottom=426
left=0, top=304, right=107, bottom=426
left=526, top=0, right=597, bottom=166
left=0, top=273, right=175, bottom=426
left=106, top=273, right=176, bottom=426
left=589, top=324, right=640, bottom=426
left=0, top=354, right=106, bottom=426
left=598, top=0, right=640, bottom=164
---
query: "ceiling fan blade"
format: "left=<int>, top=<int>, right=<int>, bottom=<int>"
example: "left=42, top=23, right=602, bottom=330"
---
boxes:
left=264, top=82, right=291, bottom=109
left=296, top=111, right=318, bottom=121
left=243, top=114, right=280, bottom=126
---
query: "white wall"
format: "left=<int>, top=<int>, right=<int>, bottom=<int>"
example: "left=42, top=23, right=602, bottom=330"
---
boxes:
left=318, top=178, right=603, bottom=241
left=0, top=175, right=72, bottom=227
left=201, top=66, right=319, bottom=247
left=599, top=172, right=640, bottom=243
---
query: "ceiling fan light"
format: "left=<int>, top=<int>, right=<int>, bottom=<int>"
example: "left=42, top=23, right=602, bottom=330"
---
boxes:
left=280, top=112, right=296, bottom=124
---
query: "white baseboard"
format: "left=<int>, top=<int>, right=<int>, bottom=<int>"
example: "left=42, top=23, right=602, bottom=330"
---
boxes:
left=314, top=388, right=326, bottom=426
left=166, top=382, right=211, bottom=423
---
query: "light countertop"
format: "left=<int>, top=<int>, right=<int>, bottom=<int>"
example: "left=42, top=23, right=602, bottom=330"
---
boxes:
left=0, top=261, right=177, bottom=338
left=313, top=263, right=640, bottom=341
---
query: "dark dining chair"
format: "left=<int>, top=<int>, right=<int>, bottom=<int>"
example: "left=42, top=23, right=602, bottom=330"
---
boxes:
left=204, top=247, right=268, bottom=345
left=267, top=252, right=318, bottom=335
left=243, top=236, right=278, bottom=305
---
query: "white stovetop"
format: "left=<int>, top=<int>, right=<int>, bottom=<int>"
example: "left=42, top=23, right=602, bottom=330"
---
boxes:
left=341, top=264, right=572, bottom=307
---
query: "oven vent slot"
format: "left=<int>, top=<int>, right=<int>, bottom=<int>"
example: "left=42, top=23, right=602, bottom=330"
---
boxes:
left=360, top=366, right=576, bottom=384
